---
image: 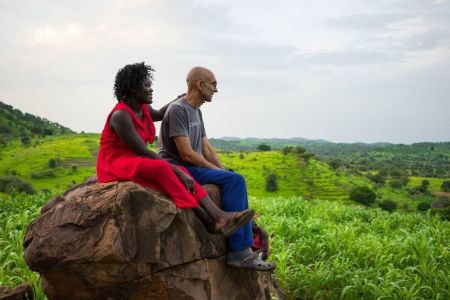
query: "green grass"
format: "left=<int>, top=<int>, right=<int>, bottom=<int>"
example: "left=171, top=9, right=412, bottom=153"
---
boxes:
left=408, top=177, right=446, bottom=192
left=251, top=196, right=450, bottom=299
left=0, top=134, right=99, bottom=191
left=0, top=192, right=49, bottom=299
left=219, top=151, right=356, bottom=201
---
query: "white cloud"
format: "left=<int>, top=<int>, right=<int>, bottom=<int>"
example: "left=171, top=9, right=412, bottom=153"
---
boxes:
left=1, top=0, right=449, bottom=143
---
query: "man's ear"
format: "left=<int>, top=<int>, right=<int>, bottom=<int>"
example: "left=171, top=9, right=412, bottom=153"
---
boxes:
left=196, top=80, right=203, bottom=90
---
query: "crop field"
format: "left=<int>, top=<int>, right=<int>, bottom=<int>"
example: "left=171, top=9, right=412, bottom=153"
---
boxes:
left=0, top=192, right=47, bottom=299
left=1, top=191, right=449, bottom=299
left=251, top=196, right=450, bottom=299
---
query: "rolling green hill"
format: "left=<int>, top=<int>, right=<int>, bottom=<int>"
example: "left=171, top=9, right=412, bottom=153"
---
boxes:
left=0, top=134, right=99, bottom=191
left=0, top=134, right=446, bottom=213
left=0, top=101, right=73, bottom=146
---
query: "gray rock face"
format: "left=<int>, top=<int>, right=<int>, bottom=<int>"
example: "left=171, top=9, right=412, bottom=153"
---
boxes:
left=23, top=181, right=269, bottom=299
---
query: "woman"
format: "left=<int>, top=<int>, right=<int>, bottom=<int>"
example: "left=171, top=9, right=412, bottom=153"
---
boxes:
left=97, top=62, right=253, bottom=236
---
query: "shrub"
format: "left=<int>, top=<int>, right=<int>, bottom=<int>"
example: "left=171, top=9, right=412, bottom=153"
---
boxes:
left=48, top=158, right=57, bottom=168
left=281, top=146, right=293, bottom=155
left=441, top=180, right=450, bottom=192
left=0, top=176, right=35, bottom=194
left=349, top=186, right=376, bottom=206
left=417, top=202, right=431, bottom=211
left=265, top=173, right=278, bottom=192
left=379, top=200, right=397, bottom=212
left=257, top=144, right=271, bottom=151
left=391, top=176, right=408, bottom=188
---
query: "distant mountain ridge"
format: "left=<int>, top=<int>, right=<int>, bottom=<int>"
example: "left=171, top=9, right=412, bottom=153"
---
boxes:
left=0, top=100, right=74, bottom=144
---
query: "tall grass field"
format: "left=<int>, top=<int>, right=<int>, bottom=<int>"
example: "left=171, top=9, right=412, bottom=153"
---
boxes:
left=1, top=191, right=449, bottom=299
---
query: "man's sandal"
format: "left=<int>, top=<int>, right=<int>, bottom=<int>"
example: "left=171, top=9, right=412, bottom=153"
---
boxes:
left=218, top=209, right=255, bottom=237
left=227, top=251, right=276, bottom=272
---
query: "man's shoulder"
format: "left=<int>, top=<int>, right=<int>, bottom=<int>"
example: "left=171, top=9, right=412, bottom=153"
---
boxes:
left=165, top=99, right=187, bottom=118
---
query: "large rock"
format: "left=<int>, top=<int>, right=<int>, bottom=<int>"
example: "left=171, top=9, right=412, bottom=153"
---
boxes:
left=23, top=180, right=269, bottom=299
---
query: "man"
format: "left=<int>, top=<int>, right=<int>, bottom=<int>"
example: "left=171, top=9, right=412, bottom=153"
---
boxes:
left=158, top=66, right=275, bottom=271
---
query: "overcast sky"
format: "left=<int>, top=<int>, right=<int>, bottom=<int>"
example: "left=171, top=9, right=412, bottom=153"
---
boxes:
left=1, top=0, right=449, bottom=143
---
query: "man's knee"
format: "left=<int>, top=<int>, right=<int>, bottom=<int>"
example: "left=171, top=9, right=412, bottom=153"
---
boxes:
left=229, top=172, right=246, bottom=186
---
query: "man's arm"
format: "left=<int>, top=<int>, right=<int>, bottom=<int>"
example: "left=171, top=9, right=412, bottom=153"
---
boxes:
left=201, top=136, right=223, bottom=169
left=173, top=136, right=221, bottom=169
left=149, top=93, right=186, bottom=121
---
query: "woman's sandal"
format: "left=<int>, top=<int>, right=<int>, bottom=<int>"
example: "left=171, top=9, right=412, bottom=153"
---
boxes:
left=218, top=209, right=255, bottom=237
left=227, top=251, right=276, bottom=272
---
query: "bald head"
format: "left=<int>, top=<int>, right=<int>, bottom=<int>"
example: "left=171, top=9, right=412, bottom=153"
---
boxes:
left=186, top=66, right=216, bottom=92
left=186, top=66, right=214, bottom=82
left=184, top=66, right=218, bottom=106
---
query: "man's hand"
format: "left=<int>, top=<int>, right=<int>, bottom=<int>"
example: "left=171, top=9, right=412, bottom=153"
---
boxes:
left=174, top=167, right=195, bottom=194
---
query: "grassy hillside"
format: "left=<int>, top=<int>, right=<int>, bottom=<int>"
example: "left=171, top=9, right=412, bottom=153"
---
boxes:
left=0, top=134, right=99, bottom=191
left=0, top=101, right=73, bottom=145
left=0, top=135, right=446, bottom=212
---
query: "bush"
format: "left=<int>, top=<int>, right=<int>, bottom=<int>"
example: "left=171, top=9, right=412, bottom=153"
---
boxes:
left=417, top=202, right=431, bottom=211
left=389, top=176, right=408, bottom=189
left=265, top=173, right=278, bottom=192
left=379, top=200, right=397, bottom=212
left=48, top=158, right=57, bottom=168
left=349, top=186, right=376, bottom=206
left=281, top=146, right=293, bottom=155
left=257, top=144, right=271, bottom=151
left=441, top=180, right=450, bottom=192
left=0, top=176, right=35, bottom=194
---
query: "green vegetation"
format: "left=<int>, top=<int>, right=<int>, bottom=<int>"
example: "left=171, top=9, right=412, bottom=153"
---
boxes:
left=0, top=101, right=73, bottom=146
left=0, top=192, right=48, bottom=299
left=1, top=104, right=449, bottom=298
left=251, top=196, right=450, bottom=299
left=265, top=173, right=278, bottom=192
left=349, top=186, right=376, bottom=206
left=0, top=134, right=99, bottom=192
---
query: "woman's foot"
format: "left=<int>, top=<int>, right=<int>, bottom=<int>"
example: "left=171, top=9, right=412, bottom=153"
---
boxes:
left=214, top=209, right=255, bottom=237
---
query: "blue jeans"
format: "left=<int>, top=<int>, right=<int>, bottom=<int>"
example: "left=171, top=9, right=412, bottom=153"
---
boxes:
left=185, top=167, right=253, bottom=252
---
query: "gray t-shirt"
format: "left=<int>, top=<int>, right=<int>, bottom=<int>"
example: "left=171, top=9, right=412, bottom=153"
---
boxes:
left=158, top=98, right=206, bottom=164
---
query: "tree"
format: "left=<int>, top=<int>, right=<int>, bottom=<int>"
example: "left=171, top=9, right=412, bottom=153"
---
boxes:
left=257, top=144, right=271, bottom=151
left=293, top=146, right=306, bottom=155
left=441, top=180, right=450, bottom=192
left=421, top=179, right=430, bottom=190
left=265, top=173, right=278, bottom=192
left=349, top=186, right=376, bottom=206
left=281, top=146, right=293, bottom=155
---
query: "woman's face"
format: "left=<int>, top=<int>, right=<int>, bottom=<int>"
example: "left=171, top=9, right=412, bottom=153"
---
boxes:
left=133, top=76, right=153, bottom=104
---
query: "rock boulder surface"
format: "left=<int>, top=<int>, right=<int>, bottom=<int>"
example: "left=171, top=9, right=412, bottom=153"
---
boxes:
left=23, top=180, right=270, bottom=299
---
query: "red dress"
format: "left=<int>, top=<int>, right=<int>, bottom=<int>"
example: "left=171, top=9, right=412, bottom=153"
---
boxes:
left=96, top=102, right=207, bottom=208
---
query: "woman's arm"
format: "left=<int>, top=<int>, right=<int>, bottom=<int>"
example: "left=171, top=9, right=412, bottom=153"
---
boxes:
left=109, top=109, right=195, bottom=193
left=110, top=110, right=159, bottom=158
left=149, top=93, right=186, bottom=121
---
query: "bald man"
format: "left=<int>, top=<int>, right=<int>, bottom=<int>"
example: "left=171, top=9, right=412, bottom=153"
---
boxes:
left=158, top=67, right=275, bottom=271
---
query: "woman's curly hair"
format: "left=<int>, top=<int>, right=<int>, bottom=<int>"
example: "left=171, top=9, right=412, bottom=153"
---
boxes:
left=113, top=62, right=155, bottom=102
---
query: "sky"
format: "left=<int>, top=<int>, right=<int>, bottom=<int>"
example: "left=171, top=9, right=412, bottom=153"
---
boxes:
left=1, top=0, right=449, bottom=144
